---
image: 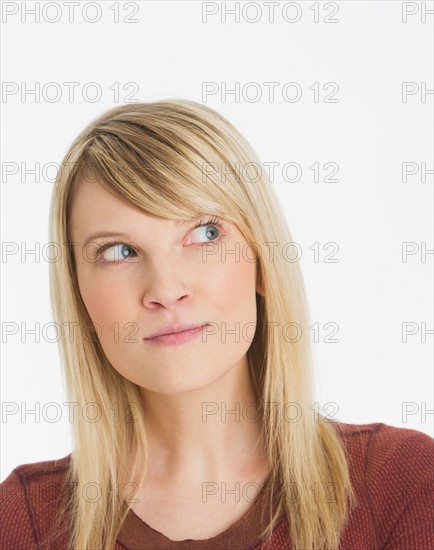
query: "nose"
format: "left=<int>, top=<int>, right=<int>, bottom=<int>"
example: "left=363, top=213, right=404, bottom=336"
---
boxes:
left=141, top=262, right=192, bottom=310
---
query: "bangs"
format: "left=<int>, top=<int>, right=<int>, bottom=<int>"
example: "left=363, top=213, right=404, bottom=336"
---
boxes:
left=67, top=117, right=244, bottom=225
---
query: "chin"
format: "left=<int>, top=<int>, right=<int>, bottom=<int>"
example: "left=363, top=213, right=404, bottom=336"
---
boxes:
left=135, top=367, right=227, bottom=396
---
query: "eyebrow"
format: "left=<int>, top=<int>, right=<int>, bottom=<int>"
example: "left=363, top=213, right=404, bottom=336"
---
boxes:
left=83, top=231, right=132, bottom=249
left=82, top=220, right=191, bottom=249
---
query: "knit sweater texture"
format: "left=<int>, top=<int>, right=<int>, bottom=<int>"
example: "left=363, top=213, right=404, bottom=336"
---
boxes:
left=1, top=421, right=433, bottom=549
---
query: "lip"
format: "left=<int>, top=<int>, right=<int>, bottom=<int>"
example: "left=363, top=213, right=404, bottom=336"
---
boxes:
left=143, top=323, right=210, bottom=346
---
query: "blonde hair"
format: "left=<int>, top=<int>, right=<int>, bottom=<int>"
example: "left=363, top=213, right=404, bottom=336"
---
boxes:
left=48, top=99, right=355, bottom=549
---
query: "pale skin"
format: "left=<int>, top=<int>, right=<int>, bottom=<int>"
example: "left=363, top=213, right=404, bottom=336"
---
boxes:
left=70, top=176, right=270, bottom=540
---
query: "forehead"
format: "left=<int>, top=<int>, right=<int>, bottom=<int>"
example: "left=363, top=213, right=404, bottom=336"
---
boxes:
left=72, top=176, right=131, bottom=212
left=69, top=177, right=208, bottom=243
left=70, top=178, right=134, bottom=233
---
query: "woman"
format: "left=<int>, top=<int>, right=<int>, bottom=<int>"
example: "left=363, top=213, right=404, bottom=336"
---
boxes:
left=1, top=99, right=433, bottom=550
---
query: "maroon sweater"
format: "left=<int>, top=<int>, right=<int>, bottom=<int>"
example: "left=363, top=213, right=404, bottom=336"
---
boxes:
left=1, top=422, right=433, bottom=549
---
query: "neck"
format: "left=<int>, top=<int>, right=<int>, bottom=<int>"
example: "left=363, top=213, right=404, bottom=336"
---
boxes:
left=136, top=357, right=268, bottom=485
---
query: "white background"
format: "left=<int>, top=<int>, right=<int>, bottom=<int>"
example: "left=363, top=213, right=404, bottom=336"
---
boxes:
left=1, top=0, right=433, bottom=480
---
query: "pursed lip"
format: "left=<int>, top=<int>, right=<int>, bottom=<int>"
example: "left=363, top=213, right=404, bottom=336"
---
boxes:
left=144, top=323, right=209, bottom=340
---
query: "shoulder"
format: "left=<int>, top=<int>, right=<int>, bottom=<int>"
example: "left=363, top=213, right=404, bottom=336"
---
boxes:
left=2, top=453, right=71, bottom=480
left=0, top=454, right=71, bottom=548
left=1, top=454, right=71, bottom=500
left=331, top=421, right=434, bottom=545
left=332, top=420, right=433, bottom=483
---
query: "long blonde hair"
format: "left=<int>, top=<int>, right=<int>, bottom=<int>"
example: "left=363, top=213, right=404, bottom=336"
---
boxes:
left=49, top=99, right=355, bottom=549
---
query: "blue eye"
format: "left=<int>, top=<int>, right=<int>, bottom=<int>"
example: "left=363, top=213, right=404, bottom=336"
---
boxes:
left=191, top=218, right=222, bottom=243
left=96, top=241, right=138, bottom=264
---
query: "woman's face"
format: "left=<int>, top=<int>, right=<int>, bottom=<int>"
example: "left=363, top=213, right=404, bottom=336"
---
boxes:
left=70, top=176, right=263, bottom=395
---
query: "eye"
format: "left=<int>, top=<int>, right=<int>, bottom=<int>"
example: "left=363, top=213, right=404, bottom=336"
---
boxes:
left=94, top=217, right=224, bottom=265
left=96, top=241, right=138, bottom=264
left=190, top=216, right=223, bottom=245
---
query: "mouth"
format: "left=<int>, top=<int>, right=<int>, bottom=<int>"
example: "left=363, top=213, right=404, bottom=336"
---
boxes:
left=143, top=324, right=210, bottom=346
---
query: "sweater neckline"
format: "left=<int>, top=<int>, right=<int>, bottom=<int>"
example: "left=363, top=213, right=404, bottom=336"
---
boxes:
left=116, top=473, right=281, bottom=549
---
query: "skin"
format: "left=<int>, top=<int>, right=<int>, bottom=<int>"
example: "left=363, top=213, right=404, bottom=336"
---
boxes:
left=70, top=176, right=269, bottom=540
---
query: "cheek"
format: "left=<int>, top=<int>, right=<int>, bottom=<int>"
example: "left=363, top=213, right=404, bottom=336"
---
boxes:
left=228, top=260, right=255, bottom=303
left=77, top=266, right=133, bottom=330
left=209, top=252, right=258, bottom=330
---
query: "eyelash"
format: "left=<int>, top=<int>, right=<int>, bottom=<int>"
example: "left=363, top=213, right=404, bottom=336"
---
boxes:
left=95, top=216, right=224, bottom=265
